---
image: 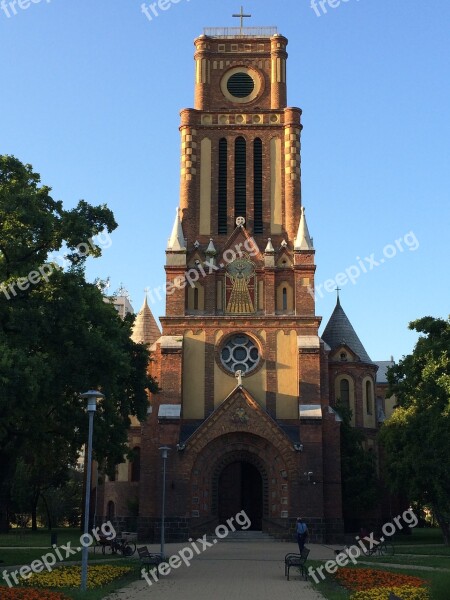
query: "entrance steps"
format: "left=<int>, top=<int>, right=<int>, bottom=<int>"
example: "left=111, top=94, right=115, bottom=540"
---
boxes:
left=208, top=530, right=276, bottom=543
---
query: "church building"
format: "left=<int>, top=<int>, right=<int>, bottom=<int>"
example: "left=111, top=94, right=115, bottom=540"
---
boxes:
left=98, top=19, right=396, bottom=543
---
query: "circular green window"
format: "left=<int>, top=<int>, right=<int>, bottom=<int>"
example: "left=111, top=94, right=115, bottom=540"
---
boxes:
left=226, top=72, right=255, bottom=98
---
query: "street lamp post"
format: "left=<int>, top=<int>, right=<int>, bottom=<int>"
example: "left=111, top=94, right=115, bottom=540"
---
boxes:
left=80, top=390, right=104, bottom=592
left=159, top=446, right=171, bottom=560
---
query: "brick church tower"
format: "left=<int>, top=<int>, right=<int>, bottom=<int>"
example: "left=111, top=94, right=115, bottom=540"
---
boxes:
left=129, top=21, right=344, bottom=543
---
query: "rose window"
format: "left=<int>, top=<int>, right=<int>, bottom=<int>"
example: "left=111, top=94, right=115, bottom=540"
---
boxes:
left=220, top=335, right=260, bottom=374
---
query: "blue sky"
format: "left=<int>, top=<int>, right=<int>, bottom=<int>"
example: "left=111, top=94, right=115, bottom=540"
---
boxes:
left=1, top=0, right=449, bottom=361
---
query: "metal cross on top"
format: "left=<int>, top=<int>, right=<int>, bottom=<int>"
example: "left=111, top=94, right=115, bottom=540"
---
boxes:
left=232, top=6, right=251, bottom=31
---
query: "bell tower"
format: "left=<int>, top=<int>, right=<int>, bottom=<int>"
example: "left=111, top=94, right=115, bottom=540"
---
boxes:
left=165, top=23, right=317, bottom=323
left=179, top=27, right=301, bottom=245
left=143, top=17, right=342, bottom=541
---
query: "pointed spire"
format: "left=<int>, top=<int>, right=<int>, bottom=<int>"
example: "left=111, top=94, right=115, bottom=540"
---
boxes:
left=131, top=293, right=161, bottom=346
left=206, top=238, right=217, bottom=255
left=167, top=207, right=186, bottom=251
left=294, top=206, right=314, bottom=251
left=265, top=238, right=275, bottom=253
left=322, top=295, right=372, bottom=364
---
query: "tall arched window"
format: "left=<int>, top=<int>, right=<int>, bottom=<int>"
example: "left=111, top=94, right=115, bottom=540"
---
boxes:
left=366, top=380, right=373, bottom=415
left=218, top=138, right=228, bottom=234
left=130, top=447, right=141, bottom=482
left=340, top=379, right=350, bottom=408
left=253, top=138, right=263, bottom=234
left=234, top=136, right=247, bottom=221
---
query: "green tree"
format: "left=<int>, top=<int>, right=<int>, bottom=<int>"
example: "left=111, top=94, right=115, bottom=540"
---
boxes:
left=335, top=402, right=379, bottom=528
left=380, top=316, right=450, bottom=544
left=0, top=156, right=157, bottom=532
left=37, top=468, right=83, bottom=528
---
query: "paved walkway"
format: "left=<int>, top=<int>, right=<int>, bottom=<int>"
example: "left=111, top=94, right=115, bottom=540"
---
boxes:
left=104, top=541, right=334, bottom=600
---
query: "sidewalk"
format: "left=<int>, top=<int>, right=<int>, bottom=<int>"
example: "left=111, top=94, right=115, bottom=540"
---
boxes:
left=104, top=541, right=335, bottom=600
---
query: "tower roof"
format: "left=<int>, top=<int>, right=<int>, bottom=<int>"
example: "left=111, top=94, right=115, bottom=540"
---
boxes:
left=131, top=296, right=161, bottom=346
left=322, top=297, right=372, bottom=363
left=167, top=207, right=186, bottom=251
left=294, top=206, right=314, bottom=251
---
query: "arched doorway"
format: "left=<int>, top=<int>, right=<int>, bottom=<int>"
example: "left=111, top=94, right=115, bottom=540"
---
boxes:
left=218, top=461, right=263, bottom=530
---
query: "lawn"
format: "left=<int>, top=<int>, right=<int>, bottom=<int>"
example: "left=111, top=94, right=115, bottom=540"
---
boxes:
left=362, top=555, right=450, bottom=569
left=307, top=528, right=449, bottom=600
left=395, top=546, right=450, bottom=557
left=0, top=528, right=138, bottom=567
left=393, top=528, right=446, bottom=545
left=0, top=529, right=82, bottom=549
left=0, top=547, right=127, bottom=567
left=0, top=528, right=143, bottom=599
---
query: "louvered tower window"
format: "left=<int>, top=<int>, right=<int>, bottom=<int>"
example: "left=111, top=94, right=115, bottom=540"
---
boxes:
left=218, top=138, right=228, bottom=234
left=234, top=137, right=247, bottom=221
left=253, top=138, right=263, bottom=234
left=193, top=287, right=199, bottom=310
left=282, top=287, right=288, bottom=311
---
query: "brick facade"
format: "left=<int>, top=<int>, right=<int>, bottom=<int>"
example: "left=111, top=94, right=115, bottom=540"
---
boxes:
left=96, top=27, right=394, bottom=543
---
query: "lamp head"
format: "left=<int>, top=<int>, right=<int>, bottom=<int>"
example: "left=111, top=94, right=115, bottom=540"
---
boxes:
left=159, top=446, right=171, bottom=459
left=80, top=390, right=105, bottom=413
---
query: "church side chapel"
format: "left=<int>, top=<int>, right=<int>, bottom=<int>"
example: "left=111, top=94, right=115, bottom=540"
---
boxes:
left=96, top=14, right=398, bottom=542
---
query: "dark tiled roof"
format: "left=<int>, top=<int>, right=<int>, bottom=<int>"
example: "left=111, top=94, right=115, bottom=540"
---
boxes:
left=322, top=298, right=372, bottom=364
left=374, top=360, right=395, bottom=384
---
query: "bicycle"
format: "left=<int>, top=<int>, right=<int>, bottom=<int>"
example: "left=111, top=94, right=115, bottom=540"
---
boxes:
left=362, top=536, right=395, bottom=557
left=99, top=535, right=136, bottom=557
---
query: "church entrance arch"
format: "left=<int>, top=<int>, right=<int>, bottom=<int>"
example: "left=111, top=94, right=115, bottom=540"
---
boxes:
left=212, top=450, right=267, bottom=531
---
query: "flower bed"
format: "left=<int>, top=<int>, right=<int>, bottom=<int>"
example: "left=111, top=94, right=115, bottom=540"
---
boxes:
left=334, top=568, right=430, bottom=600
left=0, top=590, right=71, bottom=600
left=350, top=586, right=430, bottom=600
left=23, top=565, right=132, bottom=589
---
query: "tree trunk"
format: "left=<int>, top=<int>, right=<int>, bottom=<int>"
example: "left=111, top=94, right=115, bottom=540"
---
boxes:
left=432, top=505, right=450, bottom=546
left=0, top=493, right=9, bottom=533
left=0, top=456, right=12, bottom=533
left=40, top=493, right=53, bottom=530
left=31, top=491, right=40, bottom=531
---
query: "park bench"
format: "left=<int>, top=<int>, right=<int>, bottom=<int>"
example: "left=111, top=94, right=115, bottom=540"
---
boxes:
left=137, top=546, right=164, bottom=574
left=284, top=547, right=310, bottom=581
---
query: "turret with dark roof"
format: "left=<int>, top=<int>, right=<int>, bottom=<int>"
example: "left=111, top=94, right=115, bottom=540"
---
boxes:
left=322, top=297, right=372, bottom=364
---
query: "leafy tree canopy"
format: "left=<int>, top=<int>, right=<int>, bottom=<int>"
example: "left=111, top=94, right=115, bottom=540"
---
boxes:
left=380, top=316, right=450, bottom=544
left=0, top=156, right=157, bottom=530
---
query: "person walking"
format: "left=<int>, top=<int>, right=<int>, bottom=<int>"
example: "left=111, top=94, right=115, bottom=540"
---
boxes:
left=296, top=517, right=309, bottom=553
